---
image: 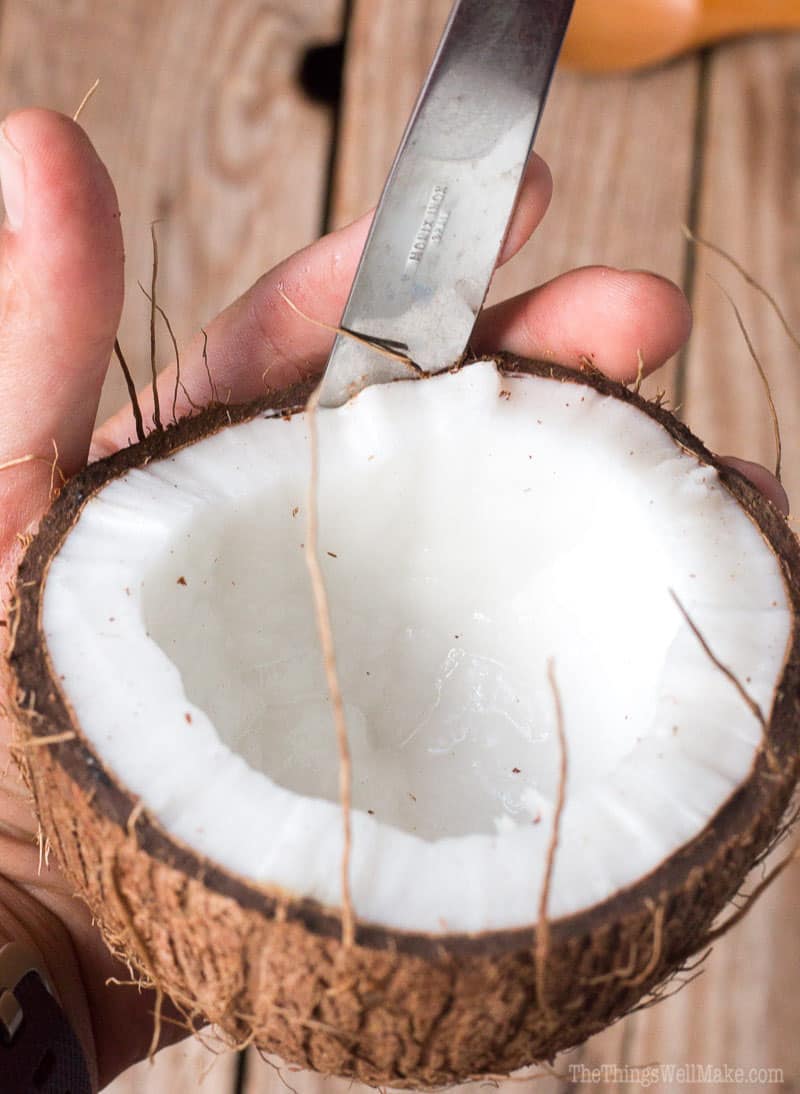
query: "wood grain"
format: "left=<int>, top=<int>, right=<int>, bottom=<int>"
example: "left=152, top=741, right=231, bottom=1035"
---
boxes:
left=684, top=34, right=800, bottom=503
left=329, top=0, right=453, bottom=230
left=105, top=1036, right=239, bottom=1094
left=0, top=0, right=344, bottom=422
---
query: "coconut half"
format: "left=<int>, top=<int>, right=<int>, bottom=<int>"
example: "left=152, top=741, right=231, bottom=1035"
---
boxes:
left=8, top=357, right=800, bottom=1086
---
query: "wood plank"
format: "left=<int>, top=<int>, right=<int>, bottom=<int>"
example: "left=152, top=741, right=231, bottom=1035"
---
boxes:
left=329, top=0, right=453, bottom=230
left=105, top=1036, right=239, bottom=1094
left=683, top=34, right=800, bottom=504
left=0, top=0, right=344, bottom=422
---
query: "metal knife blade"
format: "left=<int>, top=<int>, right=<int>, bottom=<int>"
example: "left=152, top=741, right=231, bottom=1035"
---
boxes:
left=317, top=0, right=574, bottom=408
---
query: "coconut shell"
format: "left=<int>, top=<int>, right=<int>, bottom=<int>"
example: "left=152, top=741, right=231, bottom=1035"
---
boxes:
left=7, top=357, right=800, bottom=1086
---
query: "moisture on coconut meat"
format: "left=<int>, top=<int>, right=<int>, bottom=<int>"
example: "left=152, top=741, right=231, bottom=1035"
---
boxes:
left=41, top=362, right=790, bottom=934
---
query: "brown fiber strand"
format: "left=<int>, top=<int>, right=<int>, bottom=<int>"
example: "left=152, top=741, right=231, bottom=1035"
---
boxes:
left=683, top=226, right=800, bottom=357
left=302, top=383, right=355, bottom=948
left=199, top=1043, right=242, bottom=1084
left=633, top=348, right=645, bottom=394
left=277, top=288, right=420, bottom=371
left=627, top=968, right=705, bottom=1016
left=255, top=1055, right=301, bottom=1094
left=201, top=328, right=218, bottom=402
left=138, top=284, right=201, bottom=417
left=19, top=731, right=77, bottom=747
left=106, top=856, right=156, bottom=990
left=755, top=802, right=799, bottom=865
left=7, top=606, right=23, bottom=654
left=106, top=846, right=165, bottom=1060
left=72, top=78, right=100, bottom=123
left=49, top=439, right=65, bottom=498
left=585, top=940, right=640, bottom=985
left=149, top=223, right=163, bottom=431
left=148, top=986, right=165, bottom=1062
left=114, top=339, right=146, bottom=443
left=625, top=900, right=665, bottom=987
left=535, top=660, right=568, bottom=1018
left=709, top=276, right=782, bottom=482
left=0, top=454, right=37, bottom=473
left=126, top=799, right=145, bottom=839
left=700, top=846, right=799, bottom=946
left=680, top=947, right=713, bottom=976
left=104, top=975, right=147, bottom=990
left=178, top=381, right=203, bottom=413
left=669, top=591, right=766, bottom=729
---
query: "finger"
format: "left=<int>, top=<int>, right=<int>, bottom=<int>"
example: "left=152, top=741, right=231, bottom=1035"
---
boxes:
left=473, top=266, right=693, bottom=381
left=91, top=212, right=370, bottom=456
left=93, top=155, right=553, bottom=455
left=718, top=456, right=789, bottom=516
left=0, top=109, right=123, bottom=553
left=497, top=153, right=552, bottom=265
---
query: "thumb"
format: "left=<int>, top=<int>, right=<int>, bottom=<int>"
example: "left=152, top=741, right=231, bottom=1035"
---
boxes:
left=0, top=109, right=123, bottom=556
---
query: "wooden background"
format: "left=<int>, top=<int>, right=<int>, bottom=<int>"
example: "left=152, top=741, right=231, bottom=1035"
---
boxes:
left=0, top=2, right=798, bottom=1091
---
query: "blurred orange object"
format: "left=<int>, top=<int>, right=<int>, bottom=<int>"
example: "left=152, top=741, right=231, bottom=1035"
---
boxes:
left=561, top=0, right=800, bottom=72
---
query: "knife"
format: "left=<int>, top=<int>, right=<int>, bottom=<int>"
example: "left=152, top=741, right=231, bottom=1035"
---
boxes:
left=317, top=0, right=574, bottom=408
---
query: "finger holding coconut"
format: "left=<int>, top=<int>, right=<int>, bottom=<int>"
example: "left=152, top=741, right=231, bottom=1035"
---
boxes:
left=0, top=107, right=796, bottom=1089
left=91, top=151, right=695, bottom=450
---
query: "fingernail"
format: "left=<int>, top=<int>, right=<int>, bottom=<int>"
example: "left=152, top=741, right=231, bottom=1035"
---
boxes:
left=624, top=268, right=673, bottom=283
left=0, top=124, right=25, bottom=231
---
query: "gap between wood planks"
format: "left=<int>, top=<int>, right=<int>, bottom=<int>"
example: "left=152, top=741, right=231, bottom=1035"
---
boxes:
left=673, top=47, right=712, bottom=419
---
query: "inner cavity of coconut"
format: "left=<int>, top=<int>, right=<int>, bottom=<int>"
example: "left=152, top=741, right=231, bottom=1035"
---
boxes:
left=42, top=362, right=790, bottom=932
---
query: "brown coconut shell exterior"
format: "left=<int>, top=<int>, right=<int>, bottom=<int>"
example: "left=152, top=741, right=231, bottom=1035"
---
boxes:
left=7, top=357, right=800, bottom=1086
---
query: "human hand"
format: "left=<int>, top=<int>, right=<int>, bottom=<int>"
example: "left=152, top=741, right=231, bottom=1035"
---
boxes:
left=0, top=108, right=786, bottom=1089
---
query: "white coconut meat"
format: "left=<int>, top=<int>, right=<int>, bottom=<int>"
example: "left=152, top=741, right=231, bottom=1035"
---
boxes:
left=42, top=362, right=790, bottom=934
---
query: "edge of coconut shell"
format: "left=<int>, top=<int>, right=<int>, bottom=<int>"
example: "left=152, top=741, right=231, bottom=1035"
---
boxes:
left=7, top=356, right=800, bottom=1084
